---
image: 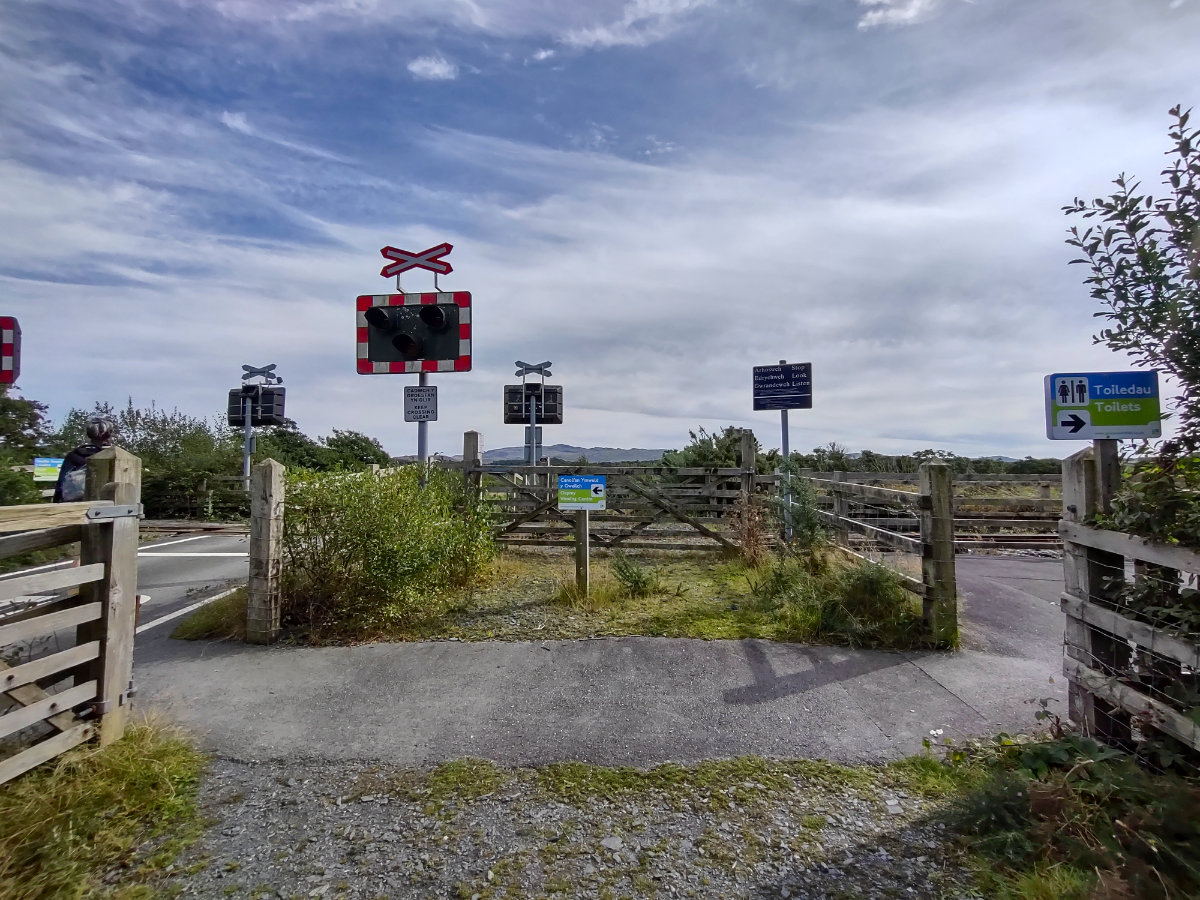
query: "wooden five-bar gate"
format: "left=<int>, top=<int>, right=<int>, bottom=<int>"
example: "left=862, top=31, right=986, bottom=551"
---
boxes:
left=0, top=448, right=141, bottom=785
left=454, top=431, right=757, bottom=552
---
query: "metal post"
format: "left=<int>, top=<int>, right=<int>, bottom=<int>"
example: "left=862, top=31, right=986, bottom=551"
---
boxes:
left=528, top=391, right=537, bottom=466
left=779, top=358, right=792, bottom=541
left=417, top=372, right=429, bottom=468
left=242, top=393, right=253, bottom=484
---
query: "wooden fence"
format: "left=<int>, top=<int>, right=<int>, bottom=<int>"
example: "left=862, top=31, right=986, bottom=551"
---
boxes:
left=455, top=431, right=758, bottom=552
left=1060, top=443, right=1200, bottom=758
left=782, top=471, right=1062, bottom=549
left=0, top=448, right=142, bottom=785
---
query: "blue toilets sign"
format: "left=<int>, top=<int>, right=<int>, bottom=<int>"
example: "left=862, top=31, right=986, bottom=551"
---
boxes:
left=1044, top=371, right=1162, bottom=440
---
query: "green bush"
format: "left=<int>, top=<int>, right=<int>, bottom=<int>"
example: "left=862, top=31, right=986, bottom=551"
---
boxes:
left=0, top=452, right=42, bottom=506
left=750, top=556, right=925, bottom=649
left=948, top=735, right=1200, bottom=898
left=281, top=466, right=495, bottom=636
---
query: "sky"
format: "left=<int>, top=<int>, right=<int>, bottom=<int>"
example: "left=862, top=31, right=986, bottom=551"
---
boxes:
left=2, top=0, right=1198, bottom=459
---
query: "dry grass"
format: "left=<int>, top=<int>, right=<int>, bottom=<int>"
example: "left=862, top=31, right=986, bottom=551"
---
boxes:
left=0, top=719, right=207, bottom=900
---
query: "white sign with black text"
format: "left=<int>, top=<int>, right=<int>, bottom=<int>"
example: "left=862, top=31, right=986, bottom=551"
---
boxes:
left=404, top=385, right=438, bottom=422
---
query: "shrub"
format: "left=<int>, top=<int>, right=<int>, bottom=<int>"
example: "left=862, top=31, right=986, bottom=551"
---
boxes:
left=281, top=466, right=495, bottom=636
left=610, top=552, right=664, bottom=598
left=750, top=556, right=925, bottom=649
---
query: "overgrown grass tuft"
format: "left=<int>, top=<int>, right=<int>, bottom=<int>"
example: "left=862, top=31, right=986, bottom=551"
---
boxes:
left=751, top=555, right=928, bottom=649
left=171, top=588, right=247, bottom=641
left=0, top=721, right=207, bottom=900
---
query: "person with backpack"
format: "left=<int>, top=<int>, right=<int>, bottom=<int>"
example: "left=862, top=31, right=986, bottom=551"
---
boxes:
left=53, top=415, right=115, bottom=502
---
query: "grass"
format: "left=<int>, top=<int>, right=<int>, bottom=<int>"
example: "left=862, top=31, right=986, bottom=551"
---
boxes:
left=400, top=548, right=932, bottom=650
left=170, top=587, right=247, bottom=641
left=0, top=720, right=208, bottom=900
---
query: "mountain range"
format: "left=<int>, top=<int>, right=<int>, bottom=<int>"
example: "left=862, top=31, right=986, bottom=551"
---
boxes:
left=482, top=444, right=667, bottom=463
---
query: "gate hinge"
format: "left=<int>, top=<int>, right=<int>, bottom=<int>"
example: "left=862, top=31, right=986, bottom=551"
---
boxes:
left=87, top=504, right=144, bottom=521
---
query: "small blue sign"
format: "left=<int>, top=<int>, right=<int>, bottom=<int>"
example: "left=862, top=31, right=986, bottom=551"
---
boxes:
left=1044, top=370, right=1162, bottom=440
left=753, top=362, right=812, bottom=411
left=558, top=474, right=607, bottom=510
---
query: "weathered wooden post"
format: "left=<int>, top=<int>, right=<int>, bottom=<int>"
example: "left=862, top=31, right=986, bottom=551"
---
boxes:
left=575, top=510, right=590, bottom=596
left=246, top=459, right=285, bottom=644
left=833, top=471, right=850, bottom=545
left=1061, top=445, right=1130, bottom=741
left=738, top=430, right=757, bottom=501
left=918, top=462, right=957, bottom=647
left=463, top=430, right=483, bottom=499
left=80, top=447, right=141, bottom=746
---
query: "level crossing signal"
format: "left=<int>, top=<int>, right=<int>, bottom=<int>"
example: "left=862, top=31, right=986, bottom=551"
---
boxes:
left=0, top=316, right=20, bottom=385
left=228, top=385, right=287, bottom=427
left=356, top=293, right=472, bottom=374
left=504, top=384, right=563, bottom=424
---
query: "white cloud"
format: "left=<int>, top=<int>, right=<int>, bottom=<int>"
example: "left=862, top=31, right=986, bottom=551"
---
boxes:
left=407, top=54, right=459, bottom=80
left=857, top=0, right=948, bottom=29
left=529, top=48, right=555, bottom=62
left=564, top=0, right=714, bottom=47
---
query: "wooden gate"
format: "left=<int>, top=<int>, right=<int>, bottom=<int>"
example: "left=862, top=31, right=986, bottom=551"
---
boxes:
left=465, top=464, right=754, bottom=551
left=0, top=448, right=141, bottom=784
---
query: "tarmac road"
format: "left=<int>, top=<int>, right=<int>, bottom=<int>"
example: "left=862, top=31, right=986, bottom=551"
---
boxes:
left=133, top=553, right=1070, bottom=766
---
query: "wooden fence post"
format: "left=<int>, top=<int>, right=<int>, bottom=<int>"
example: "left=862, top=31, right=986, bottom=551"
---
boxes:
left=833, top=471, right=850, bottom=544
left=80, top=447, right=141, bottom=746
left=247, top=459, right=285, bottom=645
left=738, top=430, right=757, bottom=502
left=463, top=431, right=483, bottom=498
left=919, top=462, right=957, bottom=647
left=1061, top=445, right=1130, bottom=742
left=575, top=510, right=590, bottom=596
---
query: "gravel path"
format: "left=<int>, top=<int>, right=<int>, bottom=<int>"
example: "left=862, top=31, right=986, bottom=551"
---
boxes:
left=163, top=755, right=981, bottom=900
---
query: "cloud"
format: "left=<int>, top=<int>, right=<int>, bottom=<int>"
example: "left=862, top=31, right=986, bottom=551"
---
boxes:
left=857, top=0, right=949, bottom=29
left=529, top=48, right=555, bottom=62
left=407, top=54, right=459, bottom=80
left=563, top=0, right=715, bottom=48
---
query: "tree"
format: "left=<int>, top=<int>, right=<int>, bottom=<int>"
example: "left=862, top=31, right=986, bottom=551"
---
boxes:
left=1064, top=105, right=1200, bottom=454
left=322, top=430, right=391, bottom=468
left=0, top=386, right=50, bottom=456
left=662, top=426, right=779, bottom=473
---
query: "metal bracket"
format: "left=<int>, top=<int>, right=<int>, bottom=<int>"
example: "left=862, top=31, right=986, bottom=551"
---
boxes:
left=87, top=504, right=144, bottom=521
left=89, top=698, right=113, bottom=716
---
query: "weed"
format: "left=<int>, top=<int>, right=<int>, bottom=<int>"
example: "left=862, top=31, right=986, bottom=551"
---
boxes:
left=171, top=587, right=247, bottom=641
left=610, top=552, right=663, bottom=598
left=0, top=721, right=207, bottom=900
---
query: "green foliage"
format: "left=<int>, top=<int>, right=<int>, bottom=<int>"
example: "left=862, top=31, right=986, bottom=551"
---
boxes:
left=0, top=723, right=206, bottom=900
left=171, top=588, right=248, bottom=641
left=749, top=556, right=927, bottom=649
left=662, top=426, right=779, bottom=474
left=322, top=429, right=392, bottom=468
left=0, top=449, right=42, bottom=506
left=610, top=551, right=664, bottom=598
left=0, top=386, right=50, bottom=456
left=772, top=458, right=826, bottom=550
left=1104, top=454, right=1200, bottom=547
left=1064, top=105, right=1200, bottom=454
left=947, top=734, right=1200, bottom=899
left=281, top=466, right=495, bottom=637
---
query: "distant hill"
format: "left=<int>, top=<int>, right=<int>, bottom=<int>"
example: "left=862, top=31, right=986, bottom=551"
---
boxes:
left=482, top=444, right=667, bottom=464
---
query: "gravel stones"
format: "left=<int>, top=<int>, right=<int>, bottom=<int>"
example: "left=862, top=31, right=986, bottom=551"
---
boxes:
left=159, top=756, right=982, bottom=899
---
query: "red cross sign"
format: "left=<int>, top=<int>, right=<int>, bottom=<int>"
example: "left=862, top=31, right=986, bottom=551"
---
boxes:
left=380, top=242, right=454, bottom=278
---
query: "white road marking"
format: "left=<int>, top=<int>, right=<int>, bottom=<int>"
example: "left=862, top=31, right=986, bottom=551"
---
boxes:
left=0, top=559, right=74, bottom=580
left=136, top=585, right=242, bottom=634
left=137, top=552, right=249, bottom=557
left=143, top=535, right=210, bottom=549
